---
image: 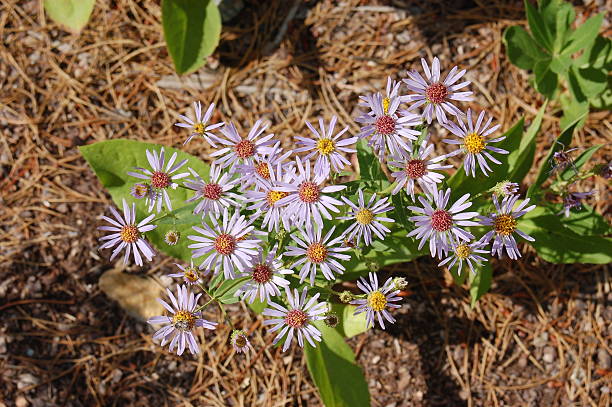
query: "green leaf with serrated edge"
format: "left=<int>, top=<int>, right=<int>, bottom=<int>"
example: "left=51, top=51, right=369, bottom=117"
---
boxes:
left=558, top=144, right=603, bottom=181
left=44, top=0, right=95, bottom=32
left=518, top=207, right=612, bottom=264
left=524, top=0, right=553, bottom=51
left=469, top=262, right=492, bottom=307
left=527, top=122, right=577, bottom=198
left=328, top=303, right=368, bottom=338
left=162, top=0, right=222, bottom=75
left=79, top=139, right=210, bottom=263
left=508, top=102, right=547, bottom=184
left=447, top=118, right=524, bottom=197
left=533, top=59, right=557, bottom=98
left=555, top=204, right=611, bottom=236
left=561, top=13, right=604, bottom=56
left=304, top=322, right=370, bottom=407
left=503, top=26, right=549, bottom=70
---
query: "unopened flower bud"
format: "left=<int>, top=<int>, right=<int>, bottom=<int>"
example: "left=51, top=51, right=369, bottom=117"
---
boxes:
left=339, top=290, right=354, bottom=304
left=392, top=277, right=408, bottom=291
left=491, top=180, right=519, bottom=197
left=164, top=230, right=180, bottom=245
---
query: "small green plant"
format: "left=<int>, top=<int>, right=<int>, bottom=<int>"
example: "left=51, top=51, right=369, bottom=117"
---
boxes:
left=503, top=0, right=611, bottom=129
left=43, top=0, right=221, bottom=75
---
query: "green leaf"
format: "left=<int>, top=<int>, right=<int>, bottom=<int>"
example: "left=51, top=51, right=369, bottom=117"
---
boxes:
left=469, top=262, right=492, bottom=307
left=559, top=94, right=588, bottom=131
left=576, top=35, right=612, bottom=71
left=447, top=118, right=524, bottom=197
left=561, top=13, right=604, bottom=56
left=356, top=139, right=386, bottom=182
left=559, top=144, right=603, bottom=181
left=79, top=139, right=210, bottom=263
left=570, top=66, right=608, bottom=100
left=590, top=83, right=612, bottom=110
left=213, top=276, right=251, bottom=304
left=524, top=0, right=553, bottom=51
left=162, top=0, right=222, bottom=75
left=44, top=0, right=95, bottom=32
left=527, top=122, right=576, bottom=197
left=556, top=204, right=611, bottom=236
left=551, top=2, right=575, bottom=52
left=533, top=59, right=558, bottom=98
left=304, top=322, right=370, bottom=407
left=503, top=25, right=549, bottom=70
left=328, top=303, right=368, bottom=338
left=549, top=54, right=571, bottom=74
left=518, top=207, right=612, bottom=264
left=507, top=102, right=547, bottom=183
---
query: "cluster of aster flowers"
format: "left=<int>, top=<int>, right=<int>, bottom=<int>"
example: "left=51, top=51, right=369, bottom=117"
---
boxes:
left=97, top=58, right=541, bottom=357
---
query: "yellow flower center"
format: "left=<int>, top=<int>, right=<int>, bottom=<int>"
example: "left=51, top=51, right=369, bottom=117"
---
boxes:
left=382, top=97, right=391, bottom=114
left=306, top=243, right=328, bottom=264
left=120, top=225, right=140, bottom=243
left=183, top=267, right=199, bottom=283
left=367, top=291, right=387, bottom=312
left=494, top=214, right=517, bottom=236
left=316, top=138, right=335, bottom=155
left=455, top=244, right=471, bottom=259
left=464, top=132, right=486, bottom=154
left=193, top=122, right=205, bottom=134
left=356, top=209, right=374, bottom=225
left=172, top=310, right=197, bottom=331
left=266, top=190, right=288, bottom=206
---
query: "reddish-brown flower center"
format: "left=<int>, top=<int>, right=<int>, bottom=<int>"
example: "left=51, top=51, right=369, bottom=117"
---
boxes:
left=120, top=225, right=140, bottom=243
left=214, top=233, right=236, bottom=255
left=375, top=115, right=396, bottom=135
left=306, top=242, right=328, bottom=264
left=235, top=139, right=256, bottom=159
left=430, top=209, right=453, bottom=232
left=202, top=183, right=222, bottom=200
left=285, top=309, right=309, bottom=328
left=425, top=83, right=448, bottom=104
left=255, top=162, right=270, bottom=179
left=405, top=159, right=427, bottom=179
left=151, top=171, right=171, bottom=189
left=298, top=182, right=320, bottom=203
left=251, top=264, right=273, bottom=284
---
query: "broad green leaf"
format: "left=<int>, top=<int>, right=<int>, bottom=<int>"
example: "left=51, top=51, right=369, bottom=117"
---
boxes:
left=561, top=13, right=604, bottom=56
left=533, top=59, right=558, bottom=98
left=524, top=0, right=553, bottom=51
left=507, top=102, right=547, bottom=183
left=559, top=144, right=603, bottom=181
left=590, top=84, right=612, bottom=110
left=556, top=204, right=611, bottom=236
left=214, top=276, right=250, bottom=304
left=549, top=54, right=571, bottom=74
left=551, top=2, right=575, bottom=52
left=44, top=0, right=95, bottom=32
left=518, top=207, right=612, bottom=264
left=328, top=303, right=368, bottom=338
left=447, top=119, right=524, bottom=197
left=391, top=193, right=412, bottom=232
left=469, top=262, right=492, bottom=307
left=576, top=35, right=612, bottom=70
left=304, top=322, right=370, bottom=407
left=559, top=94, right=588, bottom=131
left=570, top=66, right=608, bottom=99
left=356, top=139, right=386, bottom=182
left=162, top=0, right=222, bottom=75
left=503, top=26, right=549, bottom=70
left=527, top=122, right=576, bottom=197
left=79, top=139, right=210, bottom=263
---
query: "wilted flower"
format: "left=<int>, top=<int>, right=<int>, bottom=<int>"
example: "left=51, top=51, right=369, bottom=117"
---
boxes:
left=596, top=160, right=612, bottom=179
left=338, top=189, right=395, bottom=246
left=438, top=240, right=488, bottom=275
left=323, top=312, right=339, bottom=328
left=98, top=199, right=156, bottom=266
left=550, top=146, right=578, bottom=174
left=339, top=290, right=354, bottom=304
left=262, top=287, right=327, bottom=352
left=127, top=147, right=190, bottom=212
left=175, top=101, right=224, bottom=146
left=558, top=190, right=596, bottom=218
left=183, top=164, right=242, bottom=217
left=168, top=261, right=203, bottom=285
left=211, top=120, right=275, bottom=170
left=148, top=285, right=217, bottom=356
left=491, top=180, right=519, bottom=197
left=442, top=109, right=508, bottom=177
left=479, top=195, right=536, bottom=260
left=235, top=246, right=292, bottom=304
left=284, top=225, right=351, bottom=285
left=230, top=330, right=251, bottom=353
left=403, top=57, right=472, bottom=124
left=351, top=272, right=402, bottom=330
left=164, top=230, right=180, bottom=246
left=295, top=115, right=358, bottom=176
left=130, top=183, right=151, bottom=199
left=407, top=187, right=480, bottom=259
left=392, top=277, right=408, bottom=291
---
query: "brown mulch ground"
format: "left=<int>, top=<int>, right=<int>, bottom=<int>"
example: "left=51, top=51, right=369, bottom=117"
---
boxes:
left=1, top=0, right=610, bottom=406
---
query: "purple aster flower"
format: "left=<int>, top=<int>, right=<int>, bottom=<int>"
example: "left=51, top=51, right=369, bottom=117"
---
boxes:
left=210, top=120, right=275, bottom=170
left=389, top=140, right=451, bottom=200
left=276, top=158, right=346, bottom=229
left=230, top=330, right=252, bottom=353
left=235, top=142, right=293, bottom=189
left=550, top=145, right=579, bottom=174
left=187, top=208, right=261, bottom=279
left=235, top=246, right=292, bottom=304
left=168, top=260, right=204, bottom=285
left=147, top=285, right=217, bottom=356
left=127, top=147, right=190, bottom=213
left=478, top=194, right=536, bottom=260
left=244, top=163, right=293, bottom=232
left=284, top=225, right=351, bottom=285
left=350, top=272, right=402, bottom=330
left=407, top=187, right=480, bottom=259
left=438, top=240, right=488, bottom=276
left=175, top=101, right=224, bottom=146
left=183, top=164, right=242, bottom=217
left=294, top=116, right=358, bottom=176
left=403, top=57, right=473, bottom=124
left=558, top=190, right=596, bottom=218
left=442, top=109, right=508, bottom=177
left=338, top=189, right=395, bottom=246
left=98, top=199, right=156, bottom=266
left=356, top=92, right=421, bottom=160
left=262, top=287, right=327, bottom=352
